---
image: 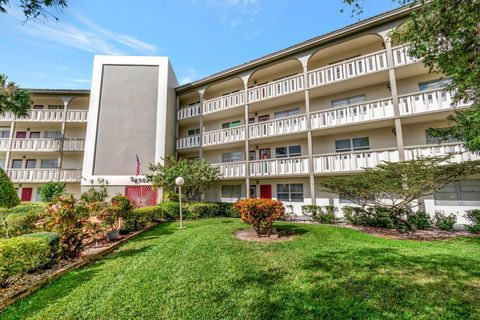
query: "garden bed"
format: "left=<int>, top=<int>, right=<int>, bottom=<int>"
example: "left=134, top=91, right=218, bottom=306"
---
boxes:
left=0, top=223, right=157, bottom=311
left=233, top=227, right=296, bottom=242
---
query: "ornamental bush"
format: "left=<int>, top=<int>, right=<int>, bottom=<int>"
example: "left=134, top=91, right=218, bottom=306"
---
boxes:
left=234, top=199, right=285, bottom=236
left=122, top=206, right=157, bottom=232
left=0, top=211, right=37, bottom=238
left=156, top=202, right=180, bottom=220
left=0, top=168, right=20, bottom=208
left=407, top=211, right=433, bottom=230
left=301, top=205, right=338, bottom=224
left=184, top=202, right=220, bottom=219
left=434, top=211, right=457, bottom=231
left=21, top=232, right=61, bottom=264
left=0, top=237, right=50, bottom=287
left=464, top=209, right=480, bottom=234
left=39, top=182, right=66, bottom=202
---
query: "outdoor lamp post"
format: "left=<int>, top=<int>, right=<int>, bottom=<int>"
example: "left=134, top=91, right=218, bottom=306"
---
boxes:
left=175, top=176, right=185, bottom=229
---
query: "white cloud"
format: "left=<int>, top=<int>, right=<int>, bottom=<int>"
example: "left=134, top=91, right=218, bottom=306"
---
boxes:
left=70, top=78, right=91, bottom=84
left=7, top=9, right=157, bottom=55
left=179, top=68, right=199, bottom=85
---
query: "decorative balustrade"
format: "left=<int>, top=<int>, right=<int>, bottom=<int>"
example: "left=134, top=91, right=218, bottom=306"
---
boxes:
left=310, top=98, right=394, bottom=129
left=313, top=149, right=399, bottom=173
left=0, top=138, right=9, bottom=151
left=0, top=109, right=88, bottom=122
left=63, top=139, right=85, bottom=151
left=404, top=143, right=480, bottom=162
left=202, top=126, right=246, bottom=147
left=0, top=112, right=15, bottom=122
left=203, top=92, right=245, bottom=115
left=176, top=135, right=201, bottom=150
left=398, top=89, right=470, bottom=116
left=248, top=74, right=305, bottom=103
left=249, top=156, right=309, bottom=177
left=10, top=138, right=60, bottom=152
left=65, top=110, right=88, bottom=122
left=308, top=50, right=387, bottom=88
left=249, top=114, right=307, bottom=139
left=392, top=44, right=418, bottom=66
left=214, top=161, right=246, bottom=178
left=177, top=104, right=201, bottom=120
left=7, top=169, right=82, bottom=183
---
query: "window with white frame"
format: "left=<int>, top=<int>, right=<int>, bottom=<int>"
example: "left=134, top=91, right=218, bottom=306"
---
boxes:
left=426, top=129, right=458, bottom=144
left=44, top=131, right=62, bottom=139
left=0, top=128, right=10, bottom=138
left=274, top=108, right=299, bottom=119
left=222, top=151, right=242, bottom=163
left=331, top=94, right=366, bottom=108
left=335, top=137, right=370, bottom=152
left=418, top=78, right=451, bottom=91
left=221, top=185, right=242, bottom=202
left=0, top=159, right=5, bottom=169
left=35, top=188, right=42, bottom=202
left=277, top=184, right=304, bottom=202
left=187, top=128, right=200, bottom=136
left=276, top=145, right=301, bottom=158
left=40, top=159, right=58, bottom=169
left=222, top=120, right=241, bottom=129
left=434, top=180, right=480, bottom=206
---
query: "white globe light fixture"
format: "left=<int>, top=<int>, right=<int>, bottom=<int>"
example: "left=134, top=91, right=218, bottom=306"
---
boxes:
left=176, top=177, right=185, bottom=229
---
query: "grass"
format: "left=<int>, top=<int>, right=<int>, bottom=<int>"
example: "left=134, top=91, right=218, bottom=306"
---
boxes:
left=2, top=218, right=479, bottom=319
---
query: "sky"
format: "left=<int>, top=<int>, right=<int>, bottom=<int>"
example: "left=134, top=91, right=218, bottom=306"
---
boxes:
left=0, top=0, right=401, bottom=89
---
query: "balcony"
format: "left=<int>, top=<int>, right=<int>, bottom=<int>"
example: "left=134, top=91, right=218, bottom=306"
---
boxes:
left=203, top=92, right=245, bottom=115
left=392, top=44, right=418, bottom=67
left=308, top=50, right=388, bottom=88
left=214, top=161, right=246, bottom=179
left=310, top=98, right=394, bottom=130
left=176, top=135, right=200, bottom=150
left=0, top=109, right=88, bottom=123
left=7, top=169, right=82, bottom=183
left=249, top=156, right=309, bottom=177
left=202, top=126, right=246, bottom=147
left=247, top=74, right=305, bottom=104
left=63, top=139, right=85, bottom=151
left=10, top=138, right=60, bottom=152
left=399, top=89, right=470, bottom=116
left=0, top=139, right=9, bottom=151
left=404, top=143, right=480, bottom=162
left=313, top=148, right=400, bottom=173
left=249, top=114, right=307, bottom=139
left=177, top=104, right=201, bottom=120
left=65, top=110, right=88, bottom=122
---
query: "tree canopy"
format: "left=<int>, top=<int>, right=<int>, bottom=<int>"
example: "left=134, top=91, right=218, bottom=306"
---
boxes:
left=0, top=74, right=31, bottom=118
left=0, top=0, right=67, bottom=20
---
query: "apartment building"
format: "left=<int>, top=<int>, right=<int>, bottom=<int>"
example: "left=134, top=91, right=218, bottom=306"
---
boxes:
left=1, top=5, right=478, bottom=221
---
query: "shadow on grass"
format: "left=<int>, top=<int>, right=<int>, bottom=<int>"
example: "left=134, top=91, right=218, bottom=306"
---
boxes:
left=276, top=224, right=309, bottom=236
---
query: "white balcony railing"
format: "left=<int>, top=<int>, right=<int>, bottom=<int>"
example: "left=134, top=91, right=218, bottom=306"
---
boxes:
left=398, top=89, right=470, bottom=116
left=202, top=126, right=246, bottom=147
left=65, top=110, right=88, bottom=122
left=248, top=74, right=305, bottom=103
left=177, top=104, right=201, bottom=120
left=308, top=50, right=388, bottom=88
left=313, top=149, right=400, bottom=173
left=0, top=112, right=15, bottom=122
left=249, top=114, right=307, bottom=139
left=63, top=139, right=85, bottom=151
left=310, top=98, right=394, bottom=130
left=176, top=135, right=201, bottom=150
left=203, top=92, right=245, bottom=115
left=0, top=109, right=88, bottom=122
left=249, top=156, right=309, bottom=177
left=392, top=44, right=418, bottom=66
left=7, top=169, right=82, bottom=183
left=10, top=138, right=60, bottom=152
left=214, top=161, right=246, bottom=179
left=0, top=138, right=9, bottom=151
left=404, top=143, right=480, bottom=162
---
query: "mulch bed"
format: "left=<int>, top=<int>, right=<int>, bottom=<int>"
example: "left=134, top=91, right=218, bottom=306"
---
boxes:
left=0, top=223, right=157, bottom=311
left=233, top=227, right=296, bottom=242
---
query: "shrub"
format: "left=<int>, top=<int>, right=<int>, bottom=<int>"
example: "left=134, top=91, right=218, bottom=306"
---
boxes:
left=407, top=211, right=433, bottom=230
left=0, top=237, right=50, bottom=287
left=434, top=211, right=457, bottom=231
left=302, top=205, right=338, bottom=224
left=123, top=206, right=157, bottom=232
left=99, top=195, right=133, bottom=232
left=156, top=202, right=180, bottom=221
left=40, top=182, right=66, bottom=202
left=40, top=195, right=90, bottom=259
left=80, top=178, right=108, bottom=204
left=215, top=202, right=239, bottom=218
left=343, top=206, right=395, bottom=229
left=234, top=199, right=285, bottom=236
left=464, top=209, right=480, bottom=234
left=184, top=202, right=220, bottom=219
left=0, top=168, right=20, bottom=208
left=22, top=232, right=61, bottom=264
left=0, top=211, right=37, bottom=238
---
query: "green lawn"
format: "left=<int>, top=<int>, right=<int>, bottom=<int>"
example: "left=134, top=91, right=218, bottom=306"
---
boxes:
left=2, top=218, right=479, bottom=320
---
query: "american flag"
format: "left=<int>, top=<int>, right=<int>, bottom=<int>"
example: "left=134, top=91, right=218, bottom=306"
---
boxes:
left=135, top=154, right=140, bottom=176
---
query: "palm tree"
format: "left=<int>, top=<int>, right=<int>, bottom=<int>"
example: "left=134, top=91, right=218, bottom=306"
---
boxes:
left=0, top=74, right=31, bottom=118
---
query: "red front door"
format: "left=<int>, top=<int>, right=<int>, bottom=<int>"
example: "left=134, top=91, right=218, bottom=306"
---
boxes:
left=16, top=131, right=27, bottom=138
left=21, top=188, right=33, bottom=201
left=260, top=185, right=272, bottom=199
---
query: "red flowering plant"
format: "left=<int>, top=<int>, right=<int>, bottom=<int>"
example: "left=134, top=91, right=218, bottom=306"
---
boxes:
left=234, top=198, right=285, bottom=237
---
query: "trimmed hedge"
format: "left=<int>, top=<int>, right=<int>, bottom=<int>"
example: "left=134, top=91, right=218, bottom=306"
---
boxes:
left=184, top=202, right=220, bottom=219
left=157, top=201, right=180, bottom=220
left=0, top=211, right=37, bottom=238
left=0, top=237, right=50, bottom=287
left=0, top=168, right=20, bottom=208
left=123, top=206, right=158, bottom=232
left=22, top=232, right=61, bottom=264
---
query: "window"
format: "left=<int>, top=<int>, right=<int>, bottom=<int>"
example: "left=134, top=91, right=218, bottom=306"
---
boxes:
left=274, top=108, right=299, bottom=119
left=276, top=145, right=301, bottom=158
left=0, top=129, right=10, bottom=138
left=419, top=78, right=451, bottom=91
left=258, top=115, right=270, bottom=122
left=434, top=180, right=480, bottom=206
left=44, top=131, right=62, bottom=139
left=29, top=132, right=40, bottom=138
left=222, top=120, right=241, bottom=129
left=277, top=184, right=304, bottom=202
left=35, top=188, right=42, bottom=202
left=33, top=105, right=44, bottom=109
left=40, top=159, right=58, bottom=169
left=222, top=152, right=242, bottom=163
left=0, top=159, right=5, bottom=169
left=249, top=151, right=256, bottom=161
left=47, top=105, right=64, bottom=110
left=340, top=193, right=374, bottom=204
left=331, top=95, right=366, bottom=108
left=222, top=185, right=242, bottom=202
left=426, top=129, right=458, bottom=144
left=187, top=128, right=200, bottom=136
left=25, top=159, right=36, bottom=169
left=11, top=159, right=22, bottom=169
left=248, top=117, right=256, bottom=124
left=335, top=137, right=370, bottom=152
